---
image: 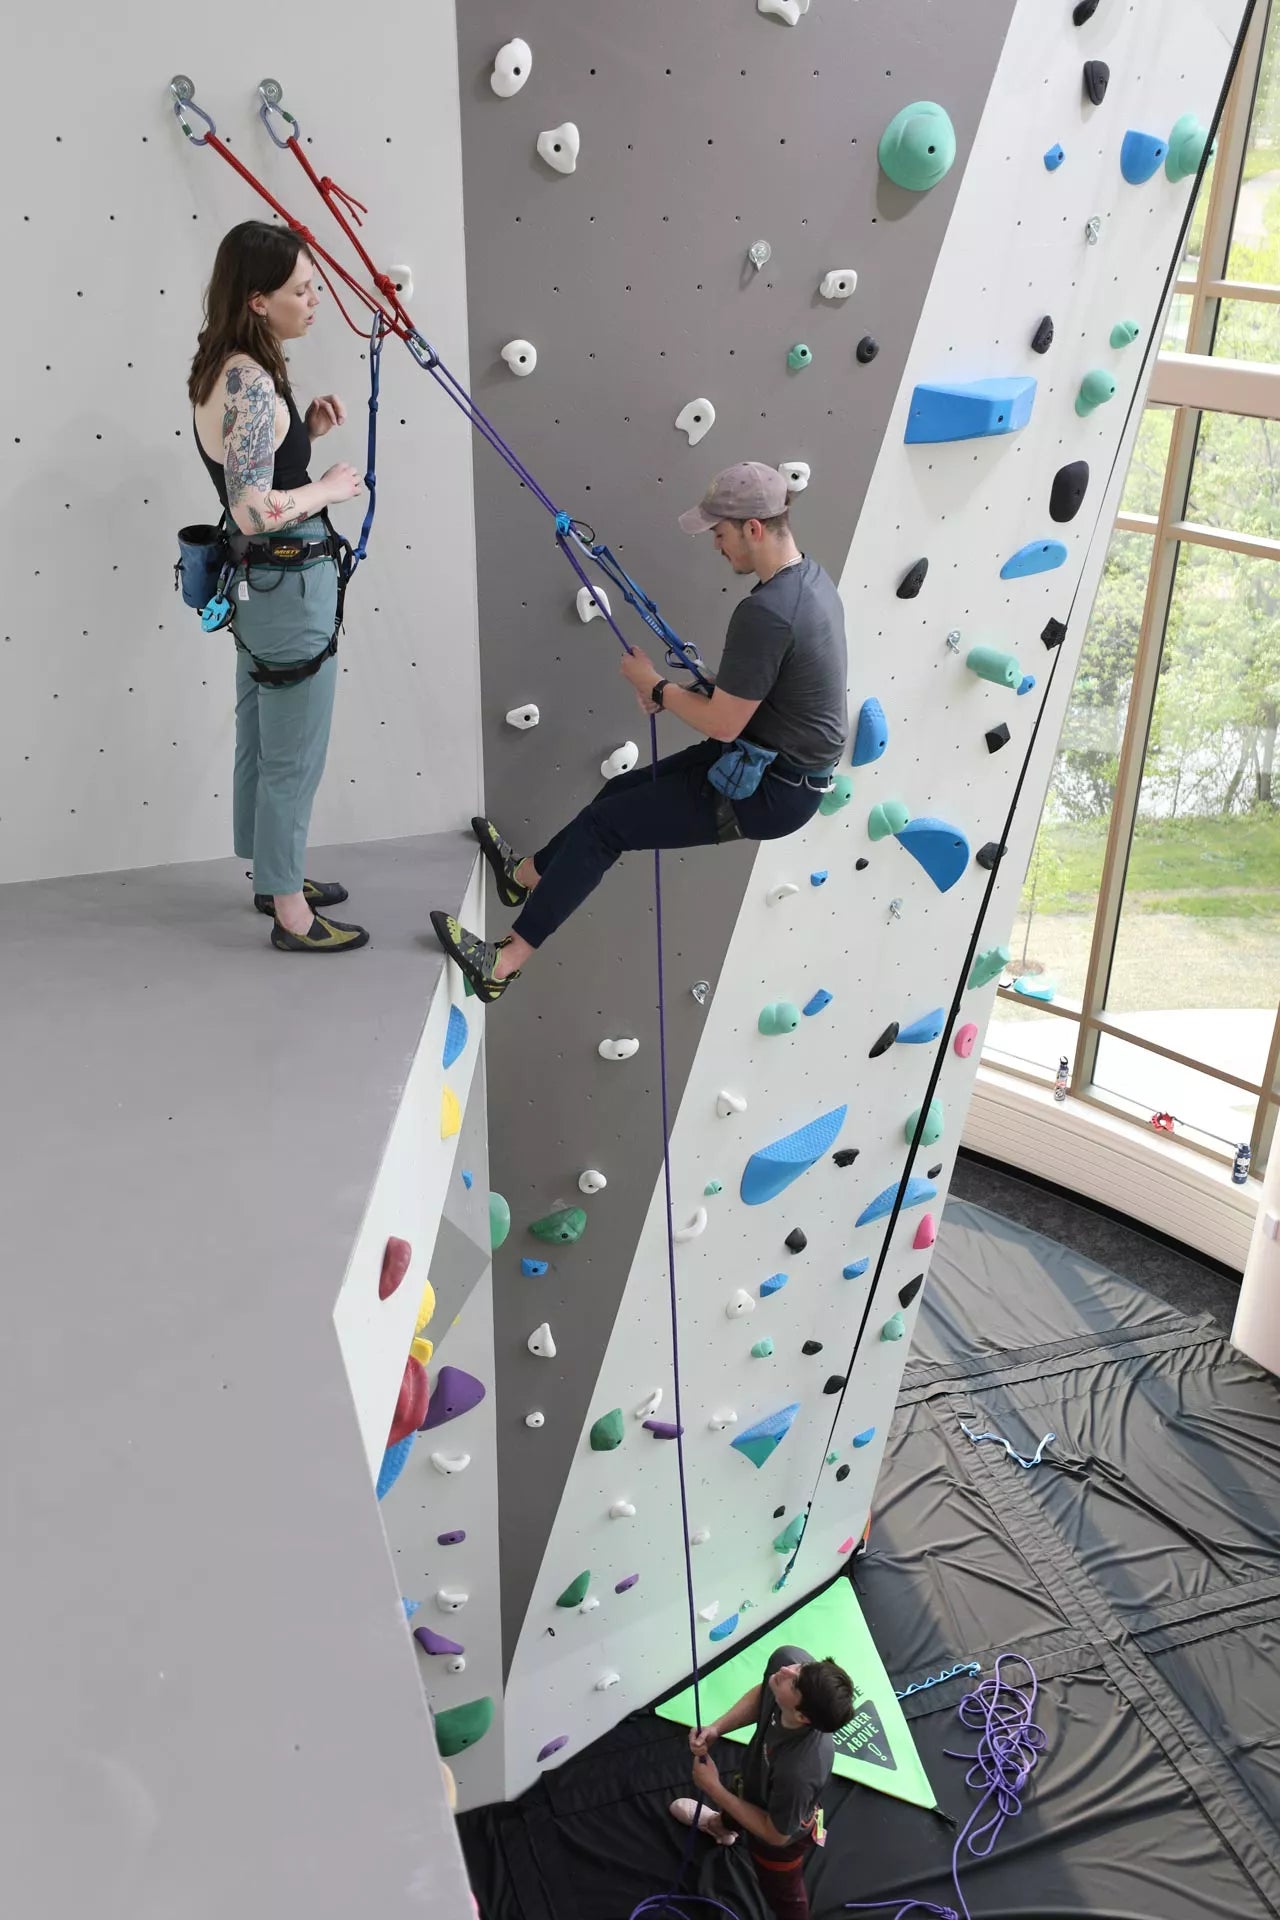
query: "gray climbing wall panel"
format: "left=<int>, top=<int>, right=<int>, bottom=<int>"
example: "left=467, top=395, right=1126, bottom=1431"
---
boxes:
left=454, top=0, right=1021, bottom=1655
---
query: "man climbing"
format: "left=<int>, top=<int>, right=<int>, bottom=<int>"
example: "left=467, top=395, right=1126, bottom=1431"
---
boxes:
left=669, top=1645, right=854, bottom=1920
left=430, top=462, right=849, bottom=999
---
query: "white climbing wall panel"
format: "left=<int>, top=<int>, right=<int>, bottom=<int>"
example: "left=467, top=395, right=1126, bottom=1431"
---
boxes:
left=497, top=0, right=1245, bottom=1797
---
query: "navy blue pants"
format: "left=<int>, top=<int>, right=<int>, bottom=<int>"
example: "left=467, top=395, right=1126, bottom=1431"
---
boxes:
left=512, top=738, right=822, bottom=949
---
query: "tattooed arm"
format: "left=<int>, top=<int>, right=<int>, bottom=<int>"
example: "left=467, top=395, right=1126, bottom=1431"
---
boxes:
left=221, top=361, right=333, bottom=535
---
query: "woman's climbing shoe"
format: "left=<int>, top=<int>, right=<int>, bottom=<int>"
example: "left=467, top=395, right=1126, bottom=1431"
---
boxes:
left=430, top=911, right=519, bottom=1001
left=252, top=876, right=350, bottom=917
left=669, top=1800, right=737, bottom=1846
left=270, top=914, right=370, bottom=953
left=471, top=817, right=530, bottom=909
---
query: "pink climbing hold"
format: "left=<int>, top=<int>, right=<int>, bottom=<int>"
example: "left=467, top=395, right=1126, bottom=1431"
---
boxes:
left=414, top=1625, right=465, bottom=1656
left=615, top=1573, right=640, bottom=1593
left=388, top=1356, right=430, bottom=1448
left=379, top=1235, right=412, bottom=1300
left=537, top=1735, right=570, bottom=1763
left=913, top=1213, right=937, bottom=1250
left=954, top=1022, right=978, bottom=1058
left=837, top=1537, right=855, bottom=1556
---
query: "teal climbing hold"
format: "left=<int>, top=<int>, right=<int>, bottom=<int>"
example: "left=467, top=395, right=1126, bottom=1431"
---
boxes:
left=881, top=1311, right=907, bottom=1342
left=904, top=377, right=1036, bottom=445
left=590, top=1408, right=625, bottom=1451
left=1110, top=319, right=1140, bottom=349
left=556, top=1571, right=591, bottom=1608
left=827, top=1450, right=840, bottom=1465
left=895, top=818, right=970, bottom=893
left=868, top=799, right=910, bottom=841
left=803, top=989, right=833, bottom=1017
left=897, top=1008, right=946, bottom=1045
left=490, top=1192, right=511, bottom=1250
left=751, top=1337, right=775, bottom=1358
left=1000, top=540, right=1068, bottom=580
left=967, top=646, right=1021, bottom=689
left=968, top=945, right=1010, bottom=990
left=1044, top=143, right=1065, bottom=171
left=529, top=1205, right=587, bottom=1245
left=819, top=772, right=854, bottom=816
left=740, top=1105, right=848, bottom=1206
left=377, top=1432, right=415, bottom=1502
left=731, top=1402, right=800, bottom=1468
left=853, top=1427, right=876, bottom=1447
left=843, top=1258, right=870, bottom=1279
left=709, top=1613, right=740, bottom=1643
left=1121, top=129, right=1167, bottom=185
left=1013, top=975, right=1057, bottom=1003
left=905, top=1098, right=945, bottom=1147
left=1166, top=112, right=1213, bottom=184
left=1076, top=370, right=1117, bottom=417
left=852, top=698, right=888, bottom=767
left=856, top=1176, right=937, bottom=1227
left=434, top=1697, right=495, bottom=1758
left=787, top=343, right=814, bottom=371
left=773, top=1513, right=806, bottom=1554
left=759, top=1002, right=802, bottom=1037
left=760, top=1272, right=789, bottom=1297
left=879, top=101, right=957, bottom=192
left=705, top=1180, right=723, bottom=1196
left=442, top=1004, right=469, bottom=1070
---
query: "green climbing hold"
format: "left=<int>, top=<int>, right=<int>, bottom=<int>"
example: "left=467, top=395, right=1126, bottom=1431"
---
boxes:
left=968, top=945, right=1010, bottom=990
left=868, top=799, right=910, bottom=841
left=489, top=1192, right=511, bottom=1251
left=966, top=646, right=1021, bottom=689
left=1076, top=369, right=1116, bottom=417
left=434, top=1696, right=495, bottom=1757
left=751, top=1337, right=775, bottom=1358
left=819, top=772, right=854, bottom=817
left=1110, top=319, right=1140, bottom=349
left=758, top=1002, right=802, bottom=1037
left=787, top=343, right=814, bottom=371
left=905, top=1098, right=944, bottom=1147
left=529, top=1205, right=587, bottom=1245
left=704, top=1180, right=723, bottom=1196
left=827, top=1450, right=839, bottom=1465
left=773, top=1513, right=806, bottom=1554
left=1165, top=111, right=1213, bottom=184
left=881, top=1311, right=906, bottom=1343
left=556, top=1571, right=591, bottom=1608
left=879, top=101, right=957, bottom=192
left=590, top=1408, right=625, bottom=1452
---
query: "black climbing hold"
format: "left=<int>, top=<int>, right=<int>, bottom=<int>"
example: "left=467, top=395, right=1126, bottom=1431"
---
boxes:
left=985, top=723, right=1011, bottom=754
left=836, top=1464, right=851, bottom=1482
left=898, top=1273, right=924, bottom=1309
left=1083, top=59, right=1110, bottom=104
left=1050, top=459, right=1090, bottom=524
left=773, top=1505, right=786, bottom=1519
left=897, top=557, right=929, bottom=600
left=976, top=841, right=1006, bottom=871
left=832, top=1147, right=860, bottom=1168
left=1031, top=315, right=1054, bottom=355
left=802, top=1340, right=824, bottom=1356
left=869, top=1023, right=900, bottom=1059
left=856, top=335, right=880, bottom=364
left=927, top=1162, right=942, bottom=1179
left=1073, top=0, right=1099, bottom=22
left=823, top=1374, right=847, bottom=1394
left=1041, top=617, right=1067, bottom=651
left=785, top=1228, right=808, bottom=1254
left=855, top=857, right=870, bottom=872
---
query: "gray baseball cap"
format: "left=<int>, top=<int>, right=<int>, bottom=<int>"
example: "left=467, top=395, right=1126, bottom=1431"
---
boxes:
left=678, top=461, right=790, bottom=535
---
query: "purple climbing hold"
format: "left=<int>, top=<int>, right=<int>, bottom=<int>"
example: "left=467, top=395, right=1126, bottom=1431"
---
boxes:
left=644, top=1420, right=684, bottom=1440
left=537, top=1735, right=571, bottom=1763
left=423, top=1365, right=487, bottom=1430
left=615, top=1574, right=640, bottom=1593
left=438, top=1530, right=467, bottom=1546
left=415, top=1625, right=465, bottom=1657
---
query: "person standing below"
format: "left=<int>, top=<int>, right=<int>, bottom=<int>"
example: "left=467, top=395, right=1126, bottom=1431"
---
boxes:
left=189, top=220, right=370, bottom=952
left=431, top=463, right=849, bottom=998
left=670, top=1647, right=854, bottom=1920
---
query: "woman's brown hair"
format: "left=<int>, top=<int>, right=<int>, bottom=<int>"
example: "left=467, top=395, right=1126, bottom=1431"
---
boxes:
left=187, top=220, right=314, bottom=409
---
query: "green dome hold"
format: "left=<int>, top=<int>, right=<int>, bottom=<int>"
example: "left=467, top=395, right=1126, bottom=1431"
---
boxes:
left=868, top=799, right=910, bottom=841
left=590, top=1408, right=625, bottom=1452
left=758, top=1001, right=802, bottom=1037
left=787, top=343, right=814, bottom=371
left=905, top=1098, right=945, bottom=1147
left=489, top=1192, right=511, bottom=1250
left=752, top=1337, right=775, bottom=1358
left=1076, top=369, right=1117, bottom=417
left=879, top=101, right=957, bottom=192
left=819, top=772, right=854, bottom=816
left=1110, top=319, right=1140, bottom=349
left=704, top=1179, right=723, bottom=1196
left=1165, top=112, right=1214, bottom=184
left=434, top=1696, right=495, bottom=1757
left=880, top=1311, right=906, bottom=1343
left=530, top=1205, right=587, bottom=1245
left=556, top=1571, right=591, bottom=1608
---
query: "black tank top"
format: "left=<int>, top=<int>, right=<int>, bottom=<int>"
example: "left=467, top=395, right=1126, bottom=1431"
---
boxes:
left=193, top=375, right=313, bottom=513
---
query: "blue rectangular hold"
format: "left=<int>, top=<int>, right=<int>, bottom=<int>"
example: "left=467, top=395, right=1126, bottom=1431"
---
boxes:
left=904, top=377, right=1037, bottom=445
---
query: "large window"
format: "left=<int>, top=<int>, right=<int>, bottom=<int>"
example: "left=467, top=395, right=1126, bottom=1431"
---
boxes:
left=984, top=1, right=1280, bottom=1176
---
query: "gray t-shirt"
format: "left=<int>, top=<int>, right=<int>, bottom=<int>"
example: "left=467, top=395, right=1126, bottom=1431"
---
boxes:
left=741, top=1644, right=834, bottom=1842
left=714, top=556, right=849, bottom=771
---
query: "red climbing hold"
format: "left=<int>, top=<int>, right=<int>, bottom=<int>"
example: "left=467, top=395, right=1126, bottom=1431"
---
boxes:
left=388, top=1356, right=430, bottom=1447
left=379, top=1235, right=412, bottom=1300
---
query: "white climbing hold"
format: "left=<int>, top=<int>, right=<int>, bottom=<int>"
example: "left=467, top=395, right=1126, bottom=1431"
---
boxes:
left=635, top=1388, right=663, bottom=1419
left=779, top=461, right=810, bottom=493
left=601, top=742, right=639, bottom=781
left=505, top=702, right=540, bottom=730
left=385, top=264, right=414, bottom=302
left=725, top=1289, right=755, bottom=1321
left=525, top=1411, right=545, bottom=1429
left=595, top=1671, right=621, bottom=1691
left=767, top=883, right=799, bottom=907
left=501, top=339, right=537, bottom=377
left=676, top=398, right=716, bottom=446
left=690, top=1526, right=712, bottom=1543
left=430, top=1450, right=471, bottom=1476
left=576, top=584, right=611, bottom=624
left=610, top=1499, right=637, bottom=1519
left=708, top=1409, right=738, bottom=1431
left=598, top=1035, right=639, bottom=1061
left=578, top=1168, right=608, bottom=1195
left=758, top=0, right=810, bottom=24
left=579, top=1595, right=600, bottom=1613
left=674, top=1207, right=708, bottom=1242
left=716, top=1091, right=747, bottom=1118
left=528, top=1322, right=557, bottom=1358
left=698, top=1602, right=720, bottom=1622
left=445, top=1655, right=466, bottom=1675
left=819, top=268, right=858, bottom=300
left=436, top=1589, right=469, bottom=1613
left=537, top=122, right=580, bottom=174
left=490, top=37, right=532, bottom=97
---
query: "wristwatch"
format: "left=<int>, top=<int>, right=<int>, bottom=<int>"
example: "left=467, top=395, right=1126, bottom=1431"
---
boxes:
left=652, top=678, right=670, bottom=709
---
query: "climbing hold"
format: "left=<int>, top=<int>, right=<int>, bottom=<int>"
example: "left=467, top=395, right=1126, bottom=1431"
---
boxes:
left=758, top=1001, right=802, bottom=1037
left=435, top=1588, right=469, bottom=1613
left=852, top=698, right=889, bottom=767
left=525, top=1412, right=545, bottom=1429
left=843, top=1258, right=869, bottom=1279
left=1001, top=539, right=1068, bottom=580
left=868, top=799, right=910, bottom=841
left=824, top=1375, right=847, bottom=1395
left=1083, top=59, right=1110, bottom=105
left=740, top=1104, right=848, bottom=1206
left=787, top=343, right=814, bottom=371
left=705, top=1180, right=723, bottom=1196
left=914, top=1213, right=937, bottom=1250
left=985, top=724, right=1011, bottom=754
left=819, top=772, right=854, bottom=815
left=967, top=946, right=1010, bottom=990
left=767, top=882, right=800, bottom=906
left=417, top=1279, right=436, bottom=1336
left=751, top=1338, right=775, bottom=1358
left=1076, top=369, right=1117, bottom=417
left=590, top=1408, right=625, bottom=1452
left=643, top=1421, right=682, bottom=1441
left=500, top=339, right=537, bottom=377
left=403, top=1598, right=421, bottom=1620
left=489, top=1192, right=511, bottom=1250
left=537, top=1736, right=570, bottom=1764
left=411, top=1336, right=434, bottom=1368
left=440, top=1086, right=462, bottom=1140
left=899, top=1274, right=925, bottom=1309
left=442, top=1005, right=469, bottom=1072
left=529, top=1206, right=587, bottom=1245
left=1073, top=0, right=1099, bottom=21
left=1109, top=319, right=1140, bottom=350
left=879, top=101, right=957, bottom=192
left=954, top=1022, right=978, bottom=1058
left=1166, top=111, right=1213, bottom=183
left=522, top=1258, right=549, bottom=1277
left=810, top=870, right=828, bottom=887
left=709, top=1614, right=740, bottom=1643
left=424, top=1366, right=486, bottom=1431
left=718, top=1090, right=748, bottom=1119
left=707, top=1410, right=738, bottom=1431
left=976, top=841, right=1005, bottom=871
left=527, top=1322, right=557, bottom=1358
left=881, top=1311, right=906, bottom=1342
left=833, top=1149, right=860, bottom=1168
left=1044, top=143, right=1065, bottom=171
left=430, top=1451, right=471, bottom=1476
left=674, top=1206, right=708, bottom=1242
left=836, top=1464, right=851, bottom=1482
left=760, top=1272, right=788, bottom=1297
left=578, top=1169, right=607, bottom=1196
left=697, top=1603, right=719, bottom=1624
left=601, top=743, right=639, bottom=781
left=1031, top=315, right=1055, bottom=355
left=388, top=1357, right=430, bottom=1448
left=461, top=1170, right=473, bottom=1189
left=773, top=1514, right=806, bottom=1554
left=966, top=646, right=1021, bottom=689
left=819, top=268, right=858, bottom=300
left=615, top=1574, right=641, bottom=1593
left=599, top=1037, right=641, bottom=1068
left=895, top=818, right=970, bottom=893
left=377, top=1434, right=415, bottom=1502
left=856, top=1176, right=937, bottom=1226
left=676, top=398, right=716, bottom=446
left=827, top=1452, right=839, bottom=1466
left=596, top=1671, right=622, bottom=1689
left=758, top=0, right=810, bottom=21
left=490, top=37, right=532, bottom=97
left=576, top=584, right=611, bottom=624
left=785, top=1227, right=808, bottom=1254
left=803, top=989, right=833, bottom=1017
left=870, top=1023, right=900, bottom=1058
left=610, top=1499, right=637, bottom=1518
left=853, top=1428, right=877, bottom=1450
left=897, top=1008, right=946, bottom=1045
left=378, top=1236, right=412, bottom=1302
left=927, top=1162, right=943, bottom=1179
left=415, top=1625, right=465, bottom=1657
left=904, top=377, right=1036, bottom=445
left=897, top=557, right=929, bottom=599
left=505, top=702, right=540, bottom=730
left=556, top=1572, right=591, bottom=1609
left=856, top=336, right=880, bottom=365
left=1120, top=130, right=1167, bottom=185
left=731, top=1402, right=800, bottom=1468
left=635, top=1388, right=663, bottom=1420
left=579, top=1596, right=600, bottom=1615
left=1050, top=460, right=1090, bottom=524
left=726, top=1288, right=757, bottom=1320
left=537, top=122, right=580, bottom=174
left=1014, top=975, right=1057, bottom=1003
left=801, top=1339, right=824, bottom=1356
left=1042, top=617, right=1067, bottom=650
left=905, top=1099, right=945, bottom=1147
left=779, top=461, right=811, bottom=495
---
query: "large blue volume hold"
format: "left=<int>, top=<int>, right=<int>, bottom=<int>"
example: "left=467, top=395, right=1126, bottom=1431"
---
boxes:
left=741, top=1105, right=848, bottom=1206
left=904, top=377, right=1037, bottom=445
left=856, top=1176, right=937, bottom=1227
left=1121, top=130, right=1168, bottom=185
left=1000, top=539, right=1068, bottom=580
left=894, top=818, right=970, bottom=893
left=852, top=697, right=889, bottom=767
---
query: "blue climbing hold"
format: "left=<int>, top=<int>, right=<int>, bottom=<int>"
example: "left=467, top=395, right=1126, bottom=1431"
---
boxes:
left=1014, top=975, right=1057, bottom=1003
left=1044, top=143, right=1065, bottom=170
left=803, top=989, right=833, bottom=1017
left=403, top=1597, right=421, bottom=1619
left=1121, top=129, right=1168, bottom=185
left=1000, top=539, right=1068, bottom=580
left=740, top=1105, right=848, bottom=1207
left=522, top=1257, right=549, bottom=1276
left=377, top=1433, right=415, bottom=1502
left=1017, top=675, right=1037, bottom=696
left=443, top=1004, right=469, bottom=1070
left=709, top=1613, right=740, bottom=1643
left=461, top=1169, right=474, bottom=1189
left=904, top=377, right=1037, bottom=445
left=810, top=870, right=829, bottom=886
left=760, top=1272, right=789, bottom=1297
left=894, top=818, right=970, bottom=893
left=842, top=1258, right=870, bottom=1279
left=856, top=1176, right=938, bottom=1227
left=853, top=1428, right=876, bottom=1448
left=731, top=1403, right=801, bottom=1468
left=852, top=697, right=889, bottom=767
left=896, top=1008, right=946, bottom=1045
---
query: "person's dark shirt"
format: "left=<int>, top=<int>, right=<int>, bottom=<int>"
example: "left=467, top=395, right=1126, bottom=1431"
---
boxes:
left=740, top=1644, right=834, bottom=1841
left=715, top=556, right=849, bottom=770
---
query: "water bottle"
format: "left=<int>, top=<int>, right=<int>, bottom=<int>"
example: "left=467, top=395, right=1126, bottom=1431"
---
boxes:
left=1054, top=1056, right=1069, bottom=1104
left=1233, top=1142, right=1252, bottom=1185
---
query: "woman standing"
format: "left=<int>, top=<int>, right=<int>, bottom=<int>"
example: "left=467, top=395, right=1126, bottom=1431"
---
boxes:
left=189, top=219, right=369, bottom=953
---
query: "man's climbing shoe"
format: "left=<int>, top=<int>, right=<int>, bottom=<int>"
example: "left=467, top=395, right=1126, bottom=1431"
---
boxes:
left=252, top=876, right=350, bottom=917
left=270, top=914, right=370, bottom=953
left=471, top=817, right=530, bottom=909
left=431, top=910, right=518, bottom=1001
left=669, top=1800, right=737, bottom=1846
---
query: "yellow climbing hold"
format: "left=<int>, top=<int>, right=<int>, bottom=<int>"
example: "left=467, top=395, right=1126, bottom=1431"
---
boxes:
left=441, top=1085, right=462, bottom=1139
left=416, top=1278, right=437, bottom=1335
left=411, top=1335, right=435, bottom=1366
